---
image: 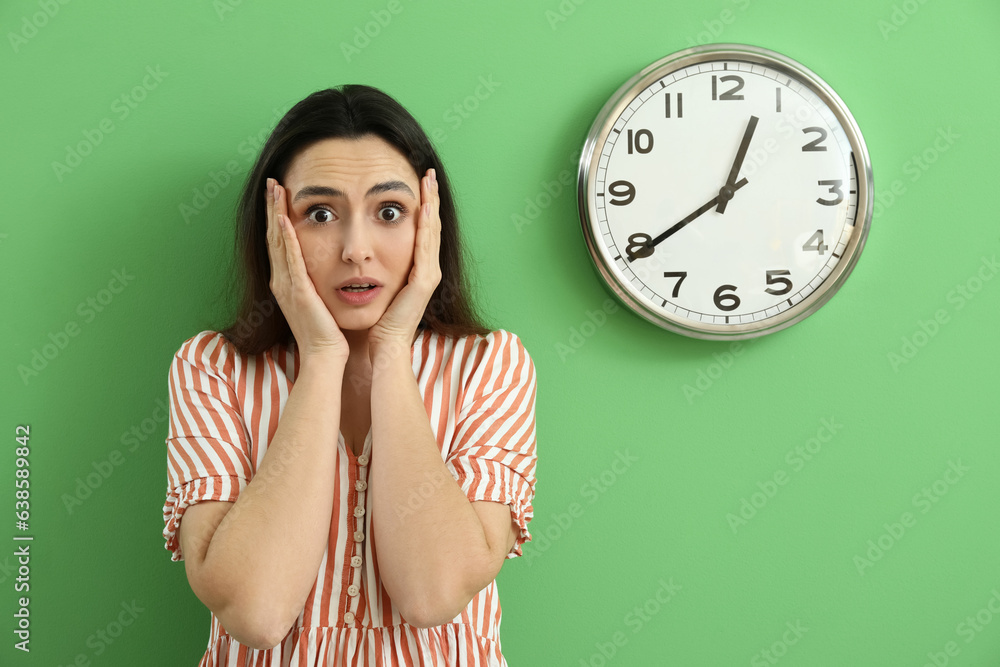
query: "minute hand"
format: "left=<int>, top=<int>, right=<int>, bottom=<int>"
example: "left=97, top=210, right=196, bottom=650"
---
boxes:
left=634, top=177, right=749, bottom=259
left=717, top=115, right=759, bottom=214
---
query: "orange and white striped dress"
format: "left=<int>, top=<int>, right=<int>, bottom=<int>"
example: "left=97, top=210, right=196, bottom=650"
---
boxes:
left=161, top=328, right=537, bottom=666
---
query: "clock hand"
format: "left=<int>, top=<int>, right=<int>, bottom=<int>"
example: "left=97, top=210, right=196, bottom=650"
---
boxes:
left=628, top=177, right=748, bottom=261
left=716, top=115, right=759, bottom=214
left=627, top=117, right=758, bottom=262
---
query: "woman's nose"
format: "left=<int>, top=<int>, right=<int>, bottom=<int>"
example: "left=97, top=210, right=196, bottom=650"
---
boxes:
left=340, top=219, right=373, bottom=264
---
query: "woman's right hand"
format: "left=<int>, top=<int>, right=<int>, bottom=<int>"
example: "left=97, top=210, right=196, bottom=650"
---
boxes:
left=266, top=177, right=349, bottom=365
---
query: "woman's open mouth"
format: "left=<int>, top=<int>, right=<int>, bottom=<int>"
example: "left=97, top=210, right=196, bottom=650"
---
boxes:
left=336, top=283, right=382, bottom=305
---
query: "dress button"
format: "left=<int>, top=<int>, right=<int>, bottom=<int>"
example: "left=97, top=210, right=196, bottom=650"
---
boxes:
left=344, top=611, right=355, bottom=624
left=353, top=506, right=365, bottom=518
left=348, top=584, right=359, bottom=596
left=357, top=454, right=369, bottom=466
left=355, top=480, right=367, bottom=491
left=353, top=531, right=364, bottom=542
left=351, top=555, right=363, bottom=568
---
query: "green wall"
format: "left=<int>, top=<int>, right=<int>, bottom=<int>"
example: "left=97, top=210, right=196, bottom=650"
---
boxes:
left=3, top=0, right=999, bottom=664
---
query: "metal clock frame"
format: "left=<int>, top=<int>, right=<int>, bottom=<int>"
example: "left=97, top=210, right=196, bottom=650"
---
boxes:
left=577, top=43, right=874, bottom=340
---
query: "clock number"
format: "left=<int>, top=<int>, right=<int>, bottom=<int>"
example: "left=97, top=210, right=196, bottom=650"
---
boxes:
left=764, top=270, right=793, bottom=295
left=608, top=180, right=636, bottom=206
left=713, top=285, right=740, bottom=311
left=816, top=179, right=844, bottom=206
left=627, top=129, right=654, bottom=154
left=802, top=127, right=828, bottom=152
left=711, top=75, right=745, bottom=101
left=626, top=233, right=653, bottom=260
left=775, top=87, right=781, bottom=112
left=665, top=93, right=683, bottom=118
left=802, top=230, right=829, bottom=255
left=663, top=271, right=687, bottom=297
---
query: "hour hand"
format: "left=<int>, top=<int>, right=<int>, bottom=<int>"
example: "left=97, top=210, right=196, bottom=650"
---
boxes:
left=716, top=115, right=759, bottom=214
left=630, top=176, right=749, bottom=260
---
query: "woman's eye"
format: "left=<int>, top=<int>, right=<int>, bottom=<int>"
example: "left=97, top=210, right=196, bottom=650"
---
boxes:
left=306, top=207, right=334, bottom=225
left=377, top=205, right=404, bottom=223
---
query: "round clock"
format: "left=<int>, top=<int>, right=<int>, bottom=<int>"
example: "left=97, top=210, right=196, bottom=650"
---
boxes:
left=577, top=43, right=873, bottom=340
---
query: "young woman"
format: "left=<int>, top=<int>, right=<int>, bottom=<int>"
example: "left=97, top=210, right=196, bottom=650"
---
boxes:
left=161, top=85, right=537, bottom=666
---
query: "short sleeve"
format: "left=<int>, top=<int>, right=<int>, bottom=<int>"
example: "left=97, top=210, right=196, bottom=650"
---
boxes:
left=446, top=330, right=538, bottom=559
left=161, top=331, right=253, bottom=562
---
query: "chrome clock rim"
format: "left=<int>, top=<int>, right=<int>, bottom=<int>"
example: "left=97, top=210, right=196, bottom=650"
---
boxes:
left=577, top=43, right=873, bottom=340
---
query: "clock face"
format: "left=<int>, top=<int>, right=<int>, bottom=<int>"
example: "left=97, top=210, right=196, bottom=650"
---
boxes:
left=578, top=44, right=873, bottom=340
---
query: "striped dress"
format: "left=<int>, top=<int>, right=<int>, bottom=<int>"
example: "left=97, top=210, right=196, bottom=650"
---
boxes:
left=161, top=328, right=537, bottom=666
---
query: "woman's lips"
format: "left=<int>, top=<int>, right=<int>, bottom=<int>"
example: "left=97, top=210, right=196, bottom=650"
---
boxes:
left=335, top=284, right=382, bottom=305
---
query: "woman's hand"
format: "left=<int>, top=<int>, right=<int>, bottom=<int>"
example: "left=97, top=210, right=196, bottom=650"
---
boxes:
left=368, top=169, right=442, bottom=360
left=265, top=178, right=350, bottom=365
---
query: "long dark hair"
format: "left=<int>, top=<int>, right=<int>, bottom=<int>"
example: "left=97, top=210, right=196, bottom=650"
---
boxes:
left=218, top=85, right=490, bottom=355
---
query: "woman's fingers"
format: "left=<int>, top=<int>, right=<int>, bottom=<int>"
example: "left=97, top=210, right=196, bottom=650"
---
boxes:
left=265, top=178, right=288, bottom=298
left=429, top=170, right=441, bottom=271
left=414, top=169, right=442, bottom=288
left=264, top=179, right=349, bottom=361
left=369, top=169, right=441, bottom=350
left=274, top=183, right=307, bottom=292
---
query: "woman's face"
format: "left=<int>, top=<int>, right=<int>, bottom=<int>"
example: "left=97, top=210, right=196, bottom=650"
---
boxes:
left=281, top=135, right=420, bottom=332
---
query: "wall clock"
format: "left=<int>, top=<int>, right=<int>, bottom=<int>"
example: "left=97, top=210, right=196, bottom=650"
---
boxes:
left=577, top=43, right=873, bottom=340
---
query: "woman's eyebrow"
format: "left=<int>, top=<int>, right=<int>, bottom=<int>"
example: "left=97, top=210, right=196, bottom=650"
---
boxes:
left=292, top=181, right=415, bottom=204
left=365, top=180, right=415, bottom=198
left=293, top=185, right=344, bottom=203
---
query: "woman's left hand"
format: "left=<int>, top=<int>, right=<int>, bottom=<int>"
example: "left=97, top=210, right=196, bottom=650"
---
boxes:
left=368, top=168, right=442, bottom=360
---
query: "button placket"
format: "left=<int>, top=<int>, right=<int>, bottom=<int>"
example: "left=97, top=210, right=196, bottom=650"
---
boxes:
left=344, top=445, right=369, bottom=626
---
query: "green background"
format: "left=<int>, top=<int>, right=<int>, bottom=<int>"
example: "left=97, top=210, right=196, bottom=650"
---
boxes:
left=3, top=0, right=999, bottom=664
